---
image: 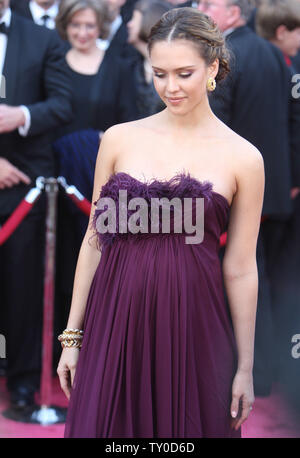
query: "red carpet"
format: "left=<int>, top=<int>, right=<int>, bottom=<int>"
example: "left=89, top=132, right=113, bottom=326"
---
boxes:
left=0, top=377, right=299, bottom=438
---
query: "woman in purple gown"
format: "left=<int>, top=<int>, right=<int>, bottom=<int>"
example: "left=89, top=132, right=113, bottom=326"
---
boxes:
left=57, top=8, right=264, bottom=438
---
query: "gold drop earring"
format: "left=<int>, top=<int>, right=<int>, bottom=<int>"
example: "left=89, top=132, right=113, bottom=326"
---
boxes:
left=207, top=77, right=216, bottom=92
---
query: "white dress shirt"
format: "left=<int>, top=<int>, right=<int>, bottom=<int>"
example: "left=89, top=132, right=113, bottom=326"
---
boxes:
left=97, top=14, right=123, bottom=51
left=223, top=27, right=236, bottom=38
left=0, top=8, right=30, bottom=136
left=0, top=8, right=10, bottom=76
left=29, top=0, right=59, bottom=30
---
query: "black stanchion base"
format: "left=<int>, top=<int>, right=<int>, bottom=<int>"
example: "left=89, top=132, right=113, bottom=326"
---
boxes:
left=2, top=404, right=67, bottom=425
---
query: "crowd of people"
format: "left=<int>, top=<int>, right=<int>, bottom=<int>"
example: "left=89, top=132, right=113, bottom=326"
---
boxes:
left=0, top=0, right=299, bottom=426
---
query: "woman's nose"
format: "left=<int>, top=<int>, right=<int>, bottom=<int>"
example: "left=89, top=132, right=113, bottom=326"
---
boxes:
left=166, top=75, right=180, bottom=93
left=77, top=25, right=88, bottom=36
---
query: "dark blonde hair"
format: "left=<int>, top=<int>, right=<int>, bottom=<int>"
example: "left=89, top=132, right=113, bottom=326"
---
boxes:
left=256, top=0, right=300, bottom=40
left=147, top=7, right=231, bottom=83
left=56, top=0, right=112, bottom=40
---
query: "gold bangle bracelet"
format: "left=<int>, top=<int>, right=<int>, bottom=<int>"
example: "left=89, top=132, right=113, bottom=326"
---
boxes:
left=58, top=333, right=83, bottom=342
left=60, top=339, right=82, bottom=349
left=58, top=328, right=84, bottom=348
left=61, top=328, right=83, bottom=335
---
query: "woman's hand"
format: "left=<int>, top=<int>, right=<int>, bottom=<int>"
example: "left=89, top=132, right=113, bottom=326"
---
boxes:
left=230, top=369, right=255, bottom=431
left=57, top=348, right=80, bottom=400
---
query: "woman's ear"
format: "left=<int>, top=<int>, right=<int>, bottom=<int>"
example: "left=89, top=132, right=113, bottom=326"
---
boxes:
left=209, top=58, right=219, bottom=80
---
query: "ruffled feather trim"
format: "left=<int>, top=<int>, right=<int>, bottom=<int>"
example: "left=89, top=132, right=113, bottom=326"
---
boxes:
left=90, top=172, right=227, bottom=250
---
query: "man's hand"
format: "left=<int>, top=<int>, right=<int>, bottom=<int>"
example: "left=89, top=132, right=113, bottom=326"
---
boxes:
left=291, top=187, right=300, bottom=199
left=0, top=105, right=26, bottom=133
left=0, top=157, right=31, bottom=190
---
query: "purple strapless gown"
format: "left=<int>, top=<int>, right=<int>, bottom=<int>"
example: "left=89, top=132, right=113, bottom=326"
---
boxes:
left=64, top=172, right=240, bottom=438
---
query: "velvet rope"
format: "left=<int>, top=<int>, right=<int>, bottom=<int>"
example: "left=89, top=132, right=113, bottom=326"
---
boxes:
left=0, top=181, right=44, bottom=246
left=57, top=177, right=91, bottom=216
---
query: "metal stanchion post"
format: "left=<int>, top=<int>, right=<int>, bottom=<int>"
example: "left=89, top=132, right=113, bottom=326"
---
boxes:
left=29, top=177, right=66, bottom=425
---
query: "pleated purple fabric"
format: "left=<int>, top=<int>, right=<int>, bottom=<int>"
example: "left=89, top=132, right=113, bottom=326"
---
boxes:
left=64, top=172, right=240, bottom=438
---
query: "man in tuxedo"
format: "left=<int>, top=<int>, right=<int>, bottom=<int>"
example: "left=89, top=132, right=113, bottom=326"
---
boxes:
left=254, top=0, right=300, bottom=416
left=102, top=0, right=140, bottom=59
left=197, top=0, right=300, bottom=396
left=120, top=0, right=138, bottom=23
left=0, top=0, right=73, bottom=413
left=10, top=0, right=59, bottom=29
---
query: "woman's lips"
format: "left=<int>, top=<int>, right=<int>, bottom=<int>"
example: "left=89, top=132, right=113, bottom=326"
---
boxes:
left=167, top=97, right=185, bottom=105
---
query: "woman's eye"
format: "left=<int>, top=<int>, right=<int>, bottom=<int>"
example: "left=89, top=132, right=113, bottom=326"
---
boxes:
left=153, top=72, right=192, bottom=78
left=179, top=73, right=192, bottom=78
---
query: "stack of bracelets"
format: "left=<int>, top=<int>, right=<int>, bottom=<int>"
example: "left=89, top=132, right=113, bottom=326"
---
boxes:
left=58, top=328, right=84, bottom=348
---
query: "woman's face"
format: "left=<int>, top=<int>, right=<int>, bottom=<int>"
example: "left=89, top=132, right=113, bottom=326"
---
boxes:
left=127, top=9, right=143, bottom=44
left=150, top=39, right=218, bottom=115
left=66, top=8, right=100, bottom=52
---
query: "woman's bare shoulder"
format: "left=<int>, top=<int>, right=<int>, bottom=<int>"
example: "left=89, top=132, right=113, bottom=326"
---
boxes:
left=100, top=116, right=159, bottom=166
left=221, top=128, right=265, bottom=207
left=233, top=135, right=264, bottom=176
left=103, top=116, right=157, bottom=140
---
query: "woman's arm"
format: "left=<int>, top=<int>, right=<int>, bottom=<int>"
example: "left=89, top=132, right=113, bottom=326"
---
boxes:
left=222, top=142, right=265, bottom=430
left=57, top=126, right=119, bottom=398
left=65, top=127, right=118, bottom=328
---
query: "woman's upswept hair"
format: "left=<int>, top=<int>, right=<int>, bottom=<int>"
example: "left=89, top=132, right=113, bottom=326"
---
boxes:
left=147, top=7, right=231, bottom=83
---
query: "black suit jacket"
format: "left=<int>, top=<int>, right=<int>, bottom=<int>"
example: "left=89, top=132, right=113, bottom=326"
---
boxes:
left=247, top=7, right=256, bottom=31
left=288, top=52, right=300, bottom=188
left=0, top=13, right=73, bottom=215
left=106, top=21, right=140, bottom=62
left=121, top=0, right=137, bottom=24
left=10, top=0, right=33, bottom=20
left=292, top=52, right=300, bottom=73
left=210, top=26, right=300, bottom=218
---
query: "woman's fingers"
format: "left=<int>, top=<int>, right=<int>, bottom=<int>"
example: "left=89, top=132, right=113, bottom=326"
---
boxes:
left=230, top=396, right=253, bottom=430
left=234, top=400, right=252, bottom=430
left=57, top=366, right=71, bottom=400
left=57, top=348, right=80, bottom=399
left=70, top=365, right=77, bottom=387
left=230, top=393, right=240, bottom=420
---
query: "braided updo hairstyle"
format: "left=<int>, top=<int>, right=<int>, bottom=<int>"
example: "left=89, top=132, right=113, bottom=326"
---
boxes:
left=147, top=7, right=231, bottom=83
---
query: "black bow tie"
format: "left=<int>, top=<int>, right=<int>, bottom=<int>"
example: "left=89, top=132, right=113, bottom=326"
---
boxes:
left=0, top=22, right=9, bottom=35
left=41, top=14, right=50, bottom=25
